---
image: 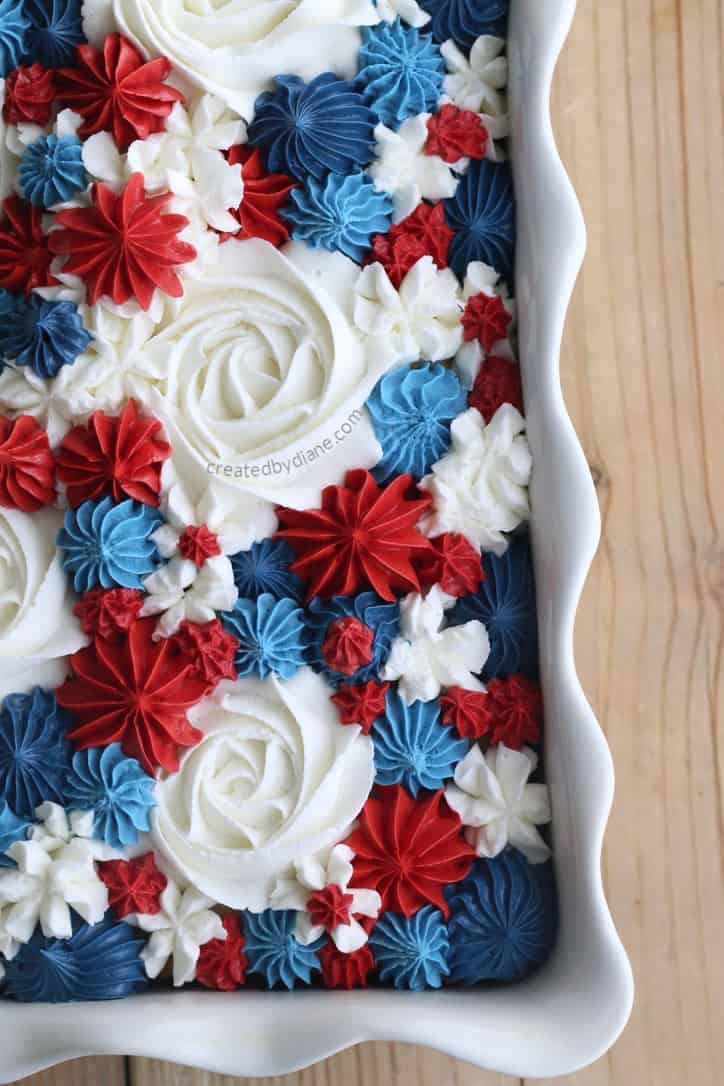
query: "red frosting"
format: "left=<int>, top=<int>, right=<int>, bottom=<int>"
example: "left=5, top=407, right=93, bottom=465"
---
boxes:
left=178, top=524, right=221, bottom=567
left=320, top=941, right=375, bottom=989
left=0, top=197, right=55, bottom=295
left=322, top=617, right=374, bottom=676
left=3, top=65, right=56, bottom=125
left=439, top=687, right=491, bottom=740
left=370, top=202, right=454, bottom=288
left=49, top=173, right=196, bottom=310
left=307, top=885, right=354, bottom=932
left=170, top=619, right=238, bottom=688
left=345, top=786, right=475, bottom=919
left=426, top=104, right=488, bottom=163
left=481, top=674, right=543, bottom=748
left=468, top=356, right=524, bottom=423
left=98, top=853, right=167, bottom=919
left=276, top=470, right=432, bottom=603
left=56, top=398, right=171, bottom=508
left=462, top=291, right=512, bottom=353
left=0, top=415, right=54, bottom=511
left=330, top=680, right=390, bottom=733
left=57, top=33, right=184, bottom=151
left=57, top=616, right=209, bottom=774
left=74, top=587, right=144, bottom=641
left=196, top=914, right=247, bottom=991
left=223, top=145, right=296, bottom=246
left=415, top=532, right=485, bottom=597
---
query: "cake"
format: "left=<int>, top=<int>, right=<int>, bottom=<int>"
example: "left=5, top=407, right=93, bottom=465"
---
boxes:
left=0, top=0, right=556, bottom=1000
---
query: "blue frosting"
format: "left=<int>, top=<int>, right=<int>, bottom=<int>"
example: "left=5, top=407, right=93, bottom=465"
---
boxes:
left=0, top=688, right=72, bottom=819
left=451, top=534, right=538, bottom=680
left=367, top=363, right=467, bottom=483
left=65, top=744, right=156, bottom=850
left=19, top=134, right=87, bottom=209
left=370, top=906, right=450, bottom=990
left=57, top=496, right=163, bottom=593
left=229, top=538, right=303, bottom=603
left=2, top=914, right=149, bottom=1002
left=244, top=909, right=324, bottom=990
left=22, top=0, right=86, bottom=68
left=0, top=0, right=29, bottom=76
left=221, top=594, right=307, bottom=680
left=0, top=800, right=30, bottom=868
left=445, top=159, right=515, bottom=286
left=357, top=20, right=445, bottom=128
left=248, top=73, right=377, bottom=181
left=0, top=294, right=91, bottom=378
left=305, top=592, right=400, bottom=686
left=372, top=689, right=469, bottom=797
left=284, top=172, right=393, bottom=263
left=446, top=849, right=557, bottom=983
left=420, top=0, right=510, bottom=46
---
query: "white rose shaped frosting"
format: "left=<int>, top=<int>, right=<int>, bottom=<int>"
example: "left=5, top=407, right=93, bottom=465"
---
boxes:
left=0, top=507, right=87, bottom=698
left=152, top=669, right=375, bottom=911
left=96, top=0, right=380, bottom=117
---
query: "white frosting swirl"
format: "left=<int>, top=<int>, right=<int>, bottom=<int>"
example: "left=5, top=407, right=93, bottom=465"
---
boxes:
left=0, top=507, right=87, bottom=698
left=152, top=669, right=375, bottom=911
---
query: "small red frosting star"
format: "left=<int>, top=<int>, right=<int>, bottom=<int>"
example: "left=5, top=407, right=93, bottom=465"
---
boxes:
left=468, top=356, right=524, bottom=422
left=370, top=202, right=454, bottom=288
left=320, top=941, right=375, bottom=989
left=415, top=532, right=485, bottom=597
left=0, top=197, right=56, bottom=295
left=170, top=619, right=239, bottom=689
left=73, top=587, right=145, bottom=641
left=439, top=687, right=491, bottom=740
left=307, top=885, right=354, bottom=933
left=3, top=65, right=56, bottom=125
left=481, top=675, right=543, bottom=748
left=0, top=415, right=54, bottom=511
left=462, top=291, right=512, bottom=353
left=98, top=853, right=167, bottom=919
left=196, top=914, right=247, bottom=991
left=331, top=680, right=390, bottom=733
left=426, top=104, right=488, bottom=163
left=223, top=145, right=297, bottom=247
left=57, top=33, right=185, bottom=151
left=178, top=525, right=222, bottom=567
left=322, top=617, right=374, bottom=676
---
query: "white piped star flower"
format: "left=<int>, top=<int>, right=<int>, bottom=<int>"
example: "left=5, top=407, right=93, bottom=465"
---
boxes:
left=370, top=115, right=458, bottom=222
left=442, top=36, right=508, bottom=116
left=131, top=879, right=227, bottom=987
left=444, top=744, right=552, bottom=863
left=456, top=261, right=517, bottom=388
left=375, top=0, right=430, bottom=27
left=141, top=554, right=238, bottom=639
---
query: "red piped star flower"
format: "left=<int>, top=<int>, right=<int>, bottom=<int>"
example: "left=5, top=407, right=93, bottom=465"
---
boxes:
left=98, top=853, right=167, bottom=919
left=322, top=617, right=374, bottom=676
left=462, top=292, right=512, bottom=353
left=469, top=356, right=524, bottom=422
left=3, top=65, right=56, bottom=125
left=170, top=619, right=238, bottom=689
left=0, top=415, right=54, bottom=511
left=415, top=532, right=485, bottom=597
left=320, top=941, right=375, bottom=989
left=49, top=173, right=197, bottom=310
left=276, top=470, right=432, bottom=603
left=307, top=885, right=354, bottom=933
left=345, top=786, right=475, bottom=919
left=223, top=145, right=296, bottom=246
left=370, top=202, right=454, bottom=288
left=196, top=914, right=247, bottom=991
left=426, top=104, right=488, bottom=163
left=74, top=587, right=144, bottom=641
left=331, top=681, right=390, bottom=734
left=481, top=675, right=543, bottom=749
left=57, top=33, right=184, bottom=151
left=56, top=616, right=209, bottom=774
left=55, top=399, right=170, bottom=509
left=0, top=197, right=55, bottom=295
left=178, top=525, right=221, bottom=567
left=439, top=687, right=491, bottom=740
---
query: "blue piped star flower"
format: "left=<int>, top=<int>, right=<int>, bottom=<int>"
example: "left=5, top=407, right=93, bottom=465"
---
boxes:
left=0, top=294, right=91, bottom=378
left=22, top=0, right=86, bottom=68
left=284, top=172, right=393, bottom=262
left=244, top=909, right=324, bottom=990
left=444, top=159, right=515, bottom=285
left=221, top=594, right=307, bottom=680
left=0, top=0, right=30, bottom=76
left=357, top=20, right=446, bottom=128
left=369, top=906, right=450, bottom=990
left=229, top=538, right=304, bottom=603
left=0, top=801, right=30, bottom=868
left=19, top=134, right=87, bottom=208
left=57, top=496, right=163, bottom=592
left=305, top=592, right=400, bottom=686
left=420, top=0, right=510, bottom=47
left=372, top=689, right=469, bottom=796
left=65, top=743, right=156, bottom=850
left=0, top=688, right=72, bottom=819
left=367, top=363, right=467, bottom=482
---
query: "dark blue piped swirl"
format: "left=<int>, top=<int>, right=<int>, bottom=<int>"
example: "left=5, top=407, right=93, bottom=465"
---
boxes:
left=0, top=294, right=91, bottom=378
left=0, top=688, right=72, bottom=820
left=420, top=0, right=510, bottom=47
left=0, top=0, right=30, bottom=76
left=444, top=158, right=516, bottom=286
left=22, top=0, right=86, bottom=68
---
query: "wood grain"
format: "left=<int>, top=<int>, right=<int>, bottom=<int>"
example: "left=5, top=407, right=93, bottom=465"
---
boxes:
left=13, top=1, right=724, bottom=1084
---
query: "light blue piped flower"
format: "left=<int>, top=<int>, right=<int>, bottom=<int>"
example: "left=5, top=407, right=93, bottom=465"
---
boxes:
left=0, top=800, right=30, bottom=868
left=19, top=134, right=87, bottom=208
left=0, top=295, right=91, bottom=378
left=57, top=496, right=163, bottom=592
left=284, top=172, right=393, bottom=262
left=0, top=0, right=30, bottom=77
left=370, top=906, right=450, bottom=990
left=357, top=20, right=445, bottom=128
left=65, top=743, right=156, bottom=849
left=244, top=909, right=324, bottom=990
left=23, top=0, right=86, bottom=68
left=221, top=594, right=307, bottom=680
left=372, top=689, right=469, bottom=796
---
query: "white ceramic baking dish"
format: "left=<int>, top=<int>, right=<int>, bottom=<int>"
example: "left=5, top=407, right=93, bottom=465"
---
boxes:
left=0, top=1, right=633, bottom=1079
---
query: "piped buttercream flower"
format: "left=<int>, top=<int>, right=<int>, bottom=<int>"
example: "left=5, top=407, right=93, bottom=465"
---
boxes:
left=284, top=172, right=392, bottom=263
left=22, top=0, right=85, bottom=68
left=229, top=538, right=303, bottom=604
left=370, top=115, right=458, bottom=222
left=369, top=905, right=449, bottom=989
left=244, top=908, right=323, bottom=990
left=370, top=201, right=455, bottom=287
left=131, top=878, right=227, bottom=988
left=73, top=586, right=144, bottom=640
left=357, top=21, right=445, bottom=127
left=0, top=196, right=55, bottom=295
left=19, top=134, right=86, bottom=208
left=3, top=64, right=56, bottom=124
left=0, top=688, right=72, bottom=819
left=224, top=145, right=296, bottom=246
left=468, top=355, right=524, bottom=420
left=444, top=159, right=515, bottom=284
left=58, top=496, right=163, bottom=592
left=375, top=0, right=431, bottom=27
left=141, top=555, right=238, bottom=640
left=196, top=913, right=247, bottom=991
left=320, top=939, right=375, bottom=989
left=371, top=688, right=469, bottom=795
left=414, top=531, right=485, bottom=597
left=461, top=674, right=543, bottom=748
left=0, top=0, right=29, bottom=78
left=423, top=0, right=509, bottom=46
left=0, top=294, right=91, bottom=378
left=65, top=743, right=156, bottom=849
left=426, top=103, right=488, bottom=162
left=306, top=592, right=399, bottom=685
left=442, top=34, right=508, bottom=114
left=456, top=260, right=516, bottom=384
left=169, top=618, right=238, bottom=688
left=0, top=414, right=54, bottom=511
left=97, top=852, right=167, bottom=919
left=220, top=594, right=306, bottom=680
left=331, top=679, right=391, bottom=733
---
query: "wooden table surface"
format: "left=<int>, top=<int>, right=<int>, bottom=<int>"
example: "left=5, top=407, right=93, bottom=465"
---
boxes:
left=11, top=1, right=724, bottom=1084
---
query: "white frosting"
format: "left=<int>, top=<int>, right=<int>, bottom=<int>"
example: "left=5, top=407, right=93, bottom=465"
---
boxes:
left=419, top=405, right=531, bottom=554
left=141, top=554, right=238, bottom=639
left=442, top=36, right=508, bottom=116
left=0, top=805, right=108, bottom=944
left=272, top=843, right=380, bottom=953
left=151, top=670, right=375, bottom=912
left=0, top=507, right=87, bottom=699
left=370, top=116, right=459, bottom=223
left=131, top=878, right=227, bottom=986
left=444, top=744, right=552, bottom=864
left=154, top=477, right=277, bottom=558
left=375, top=0, right=429, bottom=28
left=88, top=0, right=380, bottom=118
left=455, top=261, right=517, bottom=387
left=382, top=585, right=489, bottom=703
left=353, top=257, right=463, bottom=367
